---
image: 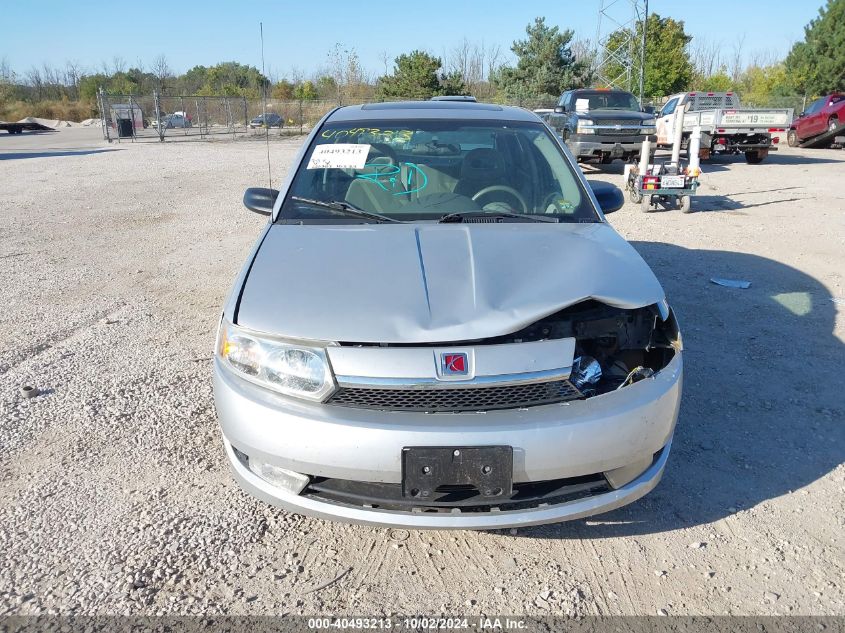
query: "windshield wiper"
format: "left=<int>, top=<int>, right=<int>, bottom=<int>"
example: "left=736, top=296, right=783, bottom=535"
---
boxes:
left=438, top=211, right=558, bottom=224
left=290, top=196, right=402, bottom=223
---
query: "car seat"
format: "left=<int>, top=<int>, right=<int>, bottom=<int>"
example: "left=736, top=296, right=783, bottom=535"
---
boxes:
left=453, top=148, right=510, bottom=201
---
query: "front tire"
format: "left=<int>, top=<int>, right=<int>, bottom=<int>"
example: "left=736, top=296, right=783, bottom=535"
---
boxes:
left=829, top=117, right=839, bottom=134
left=629, top=189, right=643, bottom=204
left=787, top=129, right=798, bottom=147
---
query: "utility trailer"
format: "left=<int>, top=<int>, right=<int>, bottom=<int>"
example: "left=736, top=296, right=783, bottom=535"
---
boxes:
left=656, top=92, right=793, bottom=164
left=0, top=120, right=55, bottom=134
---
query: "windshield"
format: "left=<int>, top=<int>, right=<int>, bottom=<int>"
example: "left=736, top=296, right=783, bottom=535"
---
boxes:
left=279, top=119, right=598, bottom=223
left=576, top=92, right=641, bottom=111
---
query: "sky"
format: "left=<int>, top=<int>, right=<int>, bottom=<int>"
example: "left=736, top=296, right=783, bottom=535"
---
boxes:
left=1, top=0, right=823, bottom=80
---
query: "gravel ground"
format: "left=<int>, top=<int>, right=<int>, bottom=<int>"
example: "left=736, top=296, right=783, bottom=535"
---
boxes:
left=0, top=127, right=843, bottom=617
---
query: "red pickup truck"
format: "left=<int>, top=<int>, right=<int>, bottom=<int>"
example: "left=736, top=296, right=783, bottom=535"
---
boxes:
left=788, top=93, right=845, bottom=146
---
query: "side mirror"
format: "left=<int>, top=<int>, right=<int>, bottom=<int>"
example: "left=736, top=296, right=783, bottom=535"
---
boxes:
left=554, top=106, right=565, bottom=114
left=643, top=105, right=655, bottom=114
left=799, top=111, right=805, bottom=118
left=243, top=187, right=278, bottom=216
left=588, top=180, right=624, bottom=215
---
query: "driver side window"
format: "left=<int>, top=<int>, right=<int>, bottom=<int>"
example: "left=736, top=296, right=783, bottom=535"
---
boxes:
left=660, top=98, right=678, bottom=117
left=559, top=92, right=571, bottom=111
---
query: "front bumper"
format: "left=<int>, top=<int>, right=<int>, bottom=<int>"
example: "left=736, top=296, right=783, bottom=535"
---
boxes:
left=213, top=352, right=682, bottom=529
left=567, top=134, right=647, bottom=160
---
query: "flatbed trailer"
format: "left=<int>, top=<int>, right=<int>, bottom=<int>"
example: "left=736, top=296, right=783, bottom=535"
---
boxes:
left=656, top=92, right=793, bottom=164
left=0, top=121, right=55, bottom=134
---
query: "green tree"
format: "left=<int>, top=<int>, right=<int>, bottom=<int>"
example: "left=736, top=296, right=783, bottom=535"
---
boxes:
left=493, top=17, right=587, bottom=103
left=377, top=51, right=443, bottom=100
left=78, top=74, right=107, bottom=100
left=735, top=63, right=791, bottom=106
left=785, top=0, right=845, bottom=94
left=179, top=65, right=209, bottom=93
left=315, top=75, right=338, bottom=100
left=180, top=62, right=268, bottom=98
left=272, top=80, right=295, bottom=100
left=695, top=70, right=734, bottom=93
left=293, top=80, right=318, bottom=101
left=108, top=71, right=140, bottom=95
left=439, top=70, right=468, bottom=96
left=603, top=13, right=693, bottom=97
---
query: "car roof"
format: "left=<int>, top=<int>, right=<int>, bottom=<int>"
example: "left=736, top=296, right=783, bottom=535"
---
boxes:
left=570, top=88, right=634, bottom=94
left=326, top=100, right=541, bottom=123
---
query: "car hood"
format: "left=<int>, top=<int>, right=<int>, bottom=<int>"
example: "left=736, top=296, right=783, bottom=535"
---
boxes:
left=580, top=110, right=653, bottom=122
left=236, top=222, right=665, bottom=343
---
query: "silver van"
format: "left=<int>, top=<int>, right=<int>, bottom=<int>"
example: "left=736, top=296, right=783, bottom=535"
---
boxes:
left=213, top=100, right=683, bottom=529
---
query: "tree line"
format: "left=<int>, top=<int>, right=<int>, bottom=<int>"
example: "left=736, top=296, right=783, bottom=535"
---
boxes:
left=1, top=0, right=842, bottom=122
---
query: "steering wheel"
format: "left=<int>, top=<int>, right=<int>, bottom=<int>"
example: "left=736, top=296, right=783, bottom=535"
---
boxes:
left=541, top=191, right=570, bottom=214
left=471, top=185, right=529, bottom=214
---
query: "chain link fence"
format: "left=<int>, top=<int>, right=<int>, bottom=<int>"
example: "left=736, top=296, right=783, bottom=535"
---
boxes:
left=95, top=91, right=595, bottom=143
left=95, top=90, right=811, bottom=144
left=96, top=90, right=343, bottom=142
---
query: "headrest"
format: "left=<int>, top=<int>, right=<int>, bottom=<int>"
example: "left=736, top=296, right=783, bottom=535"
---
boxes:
left=460, top=148, right=506, bottom=179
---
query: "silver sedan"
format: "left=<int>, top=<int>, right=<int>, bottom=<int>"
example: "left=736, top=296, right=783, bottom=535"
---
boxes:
left=213, top=100, right=683, bottom=529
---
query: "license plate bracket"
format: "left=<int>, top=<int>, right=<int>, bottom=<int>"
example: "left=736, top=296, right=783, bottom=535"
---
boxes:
left=402, top=446, right=513, bottom=500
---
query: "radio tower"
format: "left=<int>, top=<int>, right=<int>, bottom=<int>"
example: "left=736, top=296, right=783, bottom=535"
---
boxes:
left=594, top=0, right=649, bottom=102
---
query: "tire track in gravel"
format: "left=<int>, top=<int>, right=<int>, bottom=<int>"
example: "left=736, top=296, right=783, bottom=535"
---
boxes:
left=0, top=304, right=124, bottom=375
left=576, top=537, right=609, bottom=614
left=410, top=531, right=451, bottom=592
left=426, top=530, right=498, bottom=601
left=348, top=536, right=381, bottom=592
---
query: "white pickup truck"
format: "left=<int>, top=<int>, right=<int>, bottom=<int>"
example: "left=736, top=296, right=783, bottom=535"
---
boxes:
left=655, top=92, right=793, bottom=164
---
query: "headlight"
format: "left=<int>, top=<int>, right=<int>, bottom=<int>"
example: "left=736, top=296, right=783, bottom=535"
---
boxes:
left=643, top=118, right=656, bottom=127
left=571, top=355, right=602, bottom=394
left=642, top=118, right=657, bottom=134
left=216, top=319, right=336, bottom=401
left=576, top=119, right=595, bottom=134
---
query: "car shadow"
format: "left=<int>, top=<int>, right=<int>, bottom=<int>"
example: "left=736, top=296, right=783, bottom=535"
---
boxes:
left=705, top=151, right=844, bottom=166
left=689, top=195, right=806, bottom=213
left=581, top=150, right=844, bottom=175
left=579, top=156, right=733, bottom=176
left=765, top=152, right=844, bottom=165
left=0, top=149, right=120, bottom=160
left=0, top=129, right=58, bottom=136
left=518, top=242, right=844, bottom=539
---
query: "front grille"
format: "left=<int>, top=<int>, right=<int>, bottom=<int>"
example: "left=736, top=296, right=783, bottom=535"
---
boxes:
left=595, top=120, right=643, bottom=135
left=326, top=379, right=583, bottom=412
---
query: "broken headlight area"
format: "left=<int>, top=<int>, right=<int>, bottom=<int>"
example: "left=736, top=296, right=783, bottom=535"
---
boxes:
left=335, top=300, right=680, bottom=402
left=489, top=300, right=681, bottom=398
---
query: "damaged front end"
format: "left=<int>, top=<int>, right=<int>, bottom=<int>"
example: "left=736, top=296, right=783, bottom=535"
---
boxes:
left=470, top=299, right=682, bottom=401
left=327, top=299, right=682, bottom=413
